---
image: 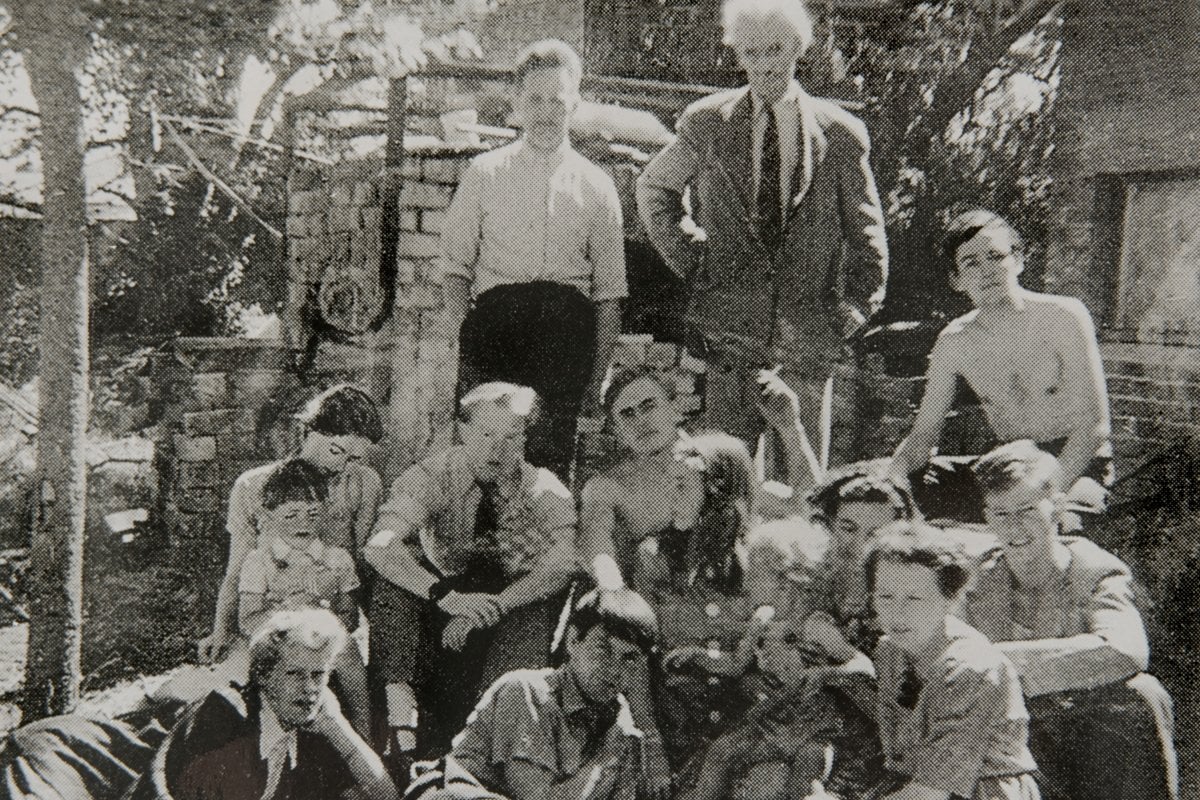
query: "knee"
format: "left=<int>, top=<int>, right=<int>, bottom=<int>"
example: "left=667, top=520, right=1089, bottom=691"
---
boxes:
left=732, top=762, right=790, bottom=800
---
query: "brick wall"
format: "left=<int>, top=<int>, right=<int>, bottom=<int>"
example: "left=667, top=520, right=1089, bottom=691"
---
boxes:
left=1047, top=0, right=1200, bottom=477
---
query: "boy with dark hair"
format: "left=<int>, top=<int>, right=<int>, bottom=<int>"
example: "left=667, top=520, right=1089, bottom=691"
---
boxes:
left=199, top=384, right=384, bottom=665
left=867, top=523, right=1041, bottom=800
left=407, top=588, right=660, bottom=800
left=964, top=441, right=1177, bottom=800
left=890, top=210, right=1111, bottom=521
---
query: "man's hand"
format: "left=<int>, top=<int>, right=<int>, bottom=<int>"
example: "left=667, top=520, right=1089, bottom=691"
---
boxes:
left=836, top=300, right=867, bottom=339
left=196, top=630, right=230, bottom=665
left=442, top=616, right=477, bottom=651
left=438, top=591, right=502, bottom=627
left=757, top=368, right=802, bottom=433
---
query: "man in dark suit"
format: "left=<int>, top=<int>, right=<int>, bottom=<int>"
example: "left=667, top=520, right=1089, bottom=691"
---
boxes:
left=636, top=0, right=888, bottom=476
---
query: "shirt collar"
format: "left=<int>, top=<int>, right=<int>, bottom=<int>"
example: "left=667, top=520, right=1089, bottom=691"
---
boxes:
left=258, top=701, right=299, bottom=766
left=751, top=80, right=804, bottom=118
left=270, top=537, right=327, bottom=566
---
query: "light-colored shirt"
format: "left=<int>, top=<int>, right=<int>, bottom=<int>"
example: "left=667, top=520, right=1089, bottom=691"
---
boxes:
left=750, top=82, right=802, bottom=215
left=440, top=139, right=628, bottom=302
left=258, top=703, right=298, bottom=800
left=371, top=446, right=576, bottom=579
left=450, top=667, right=643, bottom=800
left=963, top=535, right=1149, bottom=696
left=238, top=541, right=359, bottom=620
left=875, top=616, right=1037, bottom=798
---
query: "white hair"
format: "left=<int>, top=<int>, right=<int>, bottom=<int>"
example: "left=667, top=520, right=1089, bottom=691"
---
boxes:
left=721, top=0, right=815, bottom=53
left=248, top=608, right=347, bottom=686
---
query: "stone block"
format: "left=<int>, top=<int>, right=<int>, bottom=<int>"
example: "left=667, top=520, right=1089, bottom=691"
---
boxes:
left=399, top=209, right=421, bottom=232
left=289, top=190, right=326, bottom=215
left=399, top=181, right=454, bottom=209
left=176, top=486, right=220, bottom=515
left=394, top=281, right=443, bottom=310
left=674, top=373, right=696, bottom=396
left=183, top=409, right=240, bottom=436
left=285, top=215, right=307, bottom=237
left=229, top=368, right=287, bottom=408
left=217, top=432, right=258, bottom=460
left=395, top=258, right=417, bottom=285
left=174, top=434, right=217, bottom=462
left=360, top=207, right=383, bottom=231
left=328, top=206, right=359, bottom=233
left=289, top=167, right=324, bottom=192
left=679, top=351, right=707, bottom=374
left=421, top=157, right=464, bottom=184
left=176, top=460, right=220, bottom=490
left=420, top=209, right=446, bottom=235
left=353, top=181, right=379, bottom=205
left=191, top=372, right=229, bottom=409
left=397, top=232, right=442, bottom=259
left=400, top=158, right=422, bottom=180
left=611, top=338, right=647, bottom=366
left=329, top=183, right=354, bottom=206
left=680, top=394, right=704, bottom=413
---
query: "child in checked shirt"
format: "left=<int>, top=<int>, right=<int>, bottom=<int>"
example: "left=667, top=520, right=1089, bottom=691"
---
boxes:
left=237, top=459, right=371, bottom=737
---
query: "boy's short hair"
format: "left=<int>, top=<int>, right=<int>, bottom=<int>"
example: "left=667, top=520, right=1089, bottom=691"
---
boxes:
left=513, top=39, right=582, bottom=89
left=296, top=384, right=383, bottom=443
left=568, top=587, right=658, bottom=654
left=864, top=521, right=973, bottom=600
left=809, top=473, right=914, bottom=522
left=721, top=0, right=814, bottom=53
left=460, top=382, right=541, bottom=425
left=973, top=439, right=1063, bottom=498
left=261, top=458, right=329, bottom=510
left=941, top=208, right=1023, bottom=276
left=601, top=366, right=676, bottom=417
left=248, top=608, right=347, bottom=687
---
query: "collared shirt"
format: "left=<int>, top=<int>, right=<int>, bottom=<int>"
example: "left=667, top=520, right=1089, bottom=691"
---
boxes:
left=963, top=535, right=1150, bottom=696
left=875, top=616, right=1037, bottom=798
left=750, top=81, right=803, bottom=216
left=450, top=667, right=643, bottom=799
left=258, top=703, right=298, bottom=800
left=440, top=139, right=628, bottom=302
left=372, top=446, right=576, bottom=579
left=238, top=542, right=359, bottom=622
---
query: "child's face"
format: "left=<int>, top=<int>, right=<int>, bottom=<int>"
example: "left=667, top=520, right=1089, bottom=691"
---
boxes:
left=872, top=560, right=953, bottom=656
left=831, top=501, right=896, bottom=560
left=263, top=500, right=321, bottom=550
left=744, top=542, right=799, bottom=610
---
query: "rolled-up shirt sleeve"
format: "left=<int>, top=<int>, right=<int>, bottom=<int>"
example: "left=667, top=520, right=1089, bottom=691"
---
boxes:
left=588, top=175, right=628, bottom=302
left=440, top=159, right=485, bottom=285
left=1000, top=570, right=1148, bottom=696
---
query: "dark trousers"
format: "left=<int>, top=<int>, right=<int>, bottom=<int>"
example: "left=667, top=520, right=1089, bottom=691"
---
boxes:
left=1027, top=673, right=1177, bottom=800
left=458, top=282, right=597, bottom=481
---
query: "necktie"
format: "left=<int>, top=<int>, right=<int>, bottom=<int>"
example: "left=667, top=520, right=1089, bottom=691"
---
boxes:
left=758, top=107, right=783, bottom=252
left=473, top=481, right=500, bottom=546
left=896, top=660, right=923, bottom=710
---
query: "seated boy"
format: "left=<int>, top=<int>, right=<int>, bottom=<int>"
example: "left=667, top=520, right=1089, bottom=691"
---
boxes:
left=964, top=441, right=1177, bottom=800
left=237, top=458, right=371, bottom=738
left=679, top=611, right=880, bottom=800
left=890, top=210, right=1111, bottom=521
left=405, top=587, right=661, bottom=800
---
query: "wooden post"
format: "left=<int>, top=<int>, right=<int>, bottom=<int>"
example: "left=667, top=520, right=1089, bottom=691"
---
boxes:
left=12, top=0, right=91, bottom=720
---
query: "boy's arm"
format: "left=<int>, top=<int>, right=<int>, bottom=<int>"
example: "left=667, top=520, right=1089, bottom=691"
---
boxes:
left=578, top=478, right=624, bottom=584
left=1053, top=300, right=1111, bottom=488
left=238, top=592, right=270, bottom=638
left=201, top=480, right=258, bottom=660
left=890, top=335, right=960, bottom=479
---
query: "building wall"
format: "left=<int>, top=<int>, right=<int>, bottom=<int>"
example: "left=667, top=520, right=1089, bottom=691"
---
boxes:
left=1048, top=0, right=1200, bottom=477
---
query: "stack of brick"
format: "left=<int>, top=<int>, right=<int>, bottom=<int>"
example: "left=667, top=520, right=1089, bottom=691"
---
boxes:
left=150, top=338, right=299, bottom=550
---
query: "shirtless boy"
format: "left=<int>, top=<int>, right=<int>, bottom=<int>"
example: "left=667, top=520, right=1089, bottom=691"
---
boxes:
left=891, top=209, right=1111, bottom=510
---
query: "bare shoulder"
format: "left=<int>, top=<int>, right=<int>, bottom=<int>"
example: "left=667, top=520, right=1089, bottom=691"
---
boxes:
left=1025, top=292, right=1095, bottom=327
left=581, top=471, right=623, bottom=508
left=929, top=310, right=980, bottom=361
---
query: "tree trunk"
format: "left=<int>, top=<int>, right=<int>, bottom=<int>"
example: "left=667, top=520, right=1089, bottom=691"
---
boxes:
left=12, top=0, right=91, bottom=721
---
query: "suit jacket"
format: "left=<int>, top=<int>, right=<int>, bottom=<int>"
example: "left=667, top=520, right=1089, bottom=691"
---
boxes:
left=963, top=536, right=1150, bottom=697
left=637, top=85, right=888, bottom=367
